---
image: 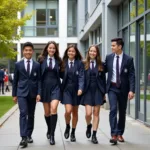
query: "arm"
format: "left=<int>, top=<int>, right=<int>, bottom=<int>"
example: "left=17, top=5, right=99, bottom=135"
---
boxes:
left=78, top=61, right=84, bottom=91
left=128, top=58, right=135, bottom=93
left=12, top=63, right=19, bottom=97
left=37, top=64, right=41, bottom=96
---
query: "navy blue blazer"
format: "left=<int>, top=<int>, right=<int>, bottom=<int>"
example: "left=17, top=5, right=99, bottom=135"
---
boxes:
left=12, top=59, right=41, bottom=98
left=0, top=70, right=4, bottom=81
left=61, top=60, right=84, bottom=91
left=104, top=53, right=135, bottom=95
left=83, top=64, right=106, bottom=95
left=40, top=58, right=61, bottom=86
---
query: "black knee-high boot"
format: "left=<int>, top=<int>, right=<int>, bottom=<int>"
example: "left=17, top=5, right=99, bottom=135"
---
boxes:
left=50, top=114, right=57, bottom=145
left=44, top=116, right=51, bottom=139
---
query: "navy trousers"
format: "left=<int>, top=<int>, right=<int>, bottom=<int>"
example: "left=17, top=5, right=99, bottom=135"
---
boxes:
left=0, top=81, right=4, bottom=94
left=18, top=95, right=36, bottom=137
left=108, top=85, right=128, bottom=136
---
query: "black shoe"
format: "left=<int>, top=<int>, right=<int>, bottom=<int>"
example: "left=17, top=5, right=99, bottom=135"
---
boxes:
left=110, top=136, right=117, bottom=145
left=27, top=136, right=33, bottom=143
left=47, top=131, right=50, bottom=139
left=20, top=138, right=28, bottom=148
left=70, top=133, right=76, bottom=142
left=64, top=126, right=70, bottom=139
left=86, top=124, right=92, bottom=138
left=50, top=136, right=55, bottom=145
left=92, top=135, right=98, bottom=144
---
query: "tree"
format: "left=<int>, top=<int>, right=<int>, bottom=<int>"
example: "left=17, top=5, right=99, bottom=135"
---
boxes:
left=0, top=0, right=32, bottom=58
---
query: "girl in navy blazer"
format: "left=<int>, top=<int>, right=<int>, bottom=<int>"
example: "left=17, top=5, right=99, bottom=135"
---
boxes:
left=61, top=45, right=84, bottom=142
left=80, top=45, right=106, bottom=144
left=38, top=41, right=62, bottom=145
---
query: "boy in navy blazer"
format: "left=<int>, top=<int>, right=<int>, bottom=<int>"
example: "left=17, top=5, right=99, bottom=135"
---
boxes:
left=104, top=38, right=135, bottom=144
left=12, top=42, right=41, bottom=148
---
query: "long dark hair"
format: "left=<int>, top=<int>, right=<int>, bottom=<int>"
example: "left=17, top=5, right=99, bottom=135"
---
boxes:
left=38, top=41, right=62, bottom=65
left=84, top=45, right=103, bottom=71
left=61, top=44, right=82, bottom=71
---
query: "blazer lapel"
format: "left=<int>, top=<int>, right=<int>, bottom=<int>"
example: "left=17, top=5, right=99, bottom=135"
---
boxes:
left=21, top=59, right=28, bottom=77
left=41, top=58, right=47, bottom=75
left=30, top=60, right=36, bottom=77
left=121, top=53, right=126, bottom=74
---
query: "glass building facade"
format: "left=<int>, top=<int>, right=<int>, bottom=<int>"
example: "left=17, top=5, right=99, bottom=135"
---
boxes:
left=118, top=0, right=150, bottom=125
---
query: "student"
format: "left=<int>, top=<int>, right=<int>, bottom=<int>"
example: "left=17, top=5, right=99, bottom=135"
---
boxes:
left=61, top=45, right=84, bottom=142
left=80, top=45, right=106, bottom=144
left=38, top=41, right=62, bottom=145
left=12, top=42, right=41, bottom=148
left=104, top=38, right=135, bottom=144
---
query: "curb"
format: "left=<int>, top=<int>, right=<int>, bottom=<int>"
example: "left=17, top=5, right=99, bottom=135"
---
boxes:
left=0, top=104, right=18, bottom=127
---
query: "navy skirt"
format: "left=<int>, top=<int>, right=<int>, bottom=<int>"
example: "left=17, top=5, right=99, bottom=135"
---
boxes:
left=41, top=67, right=62, bottom=103
left=81, top=79, right=105, bottom=106
left=62, top=83, right=80, bottom=106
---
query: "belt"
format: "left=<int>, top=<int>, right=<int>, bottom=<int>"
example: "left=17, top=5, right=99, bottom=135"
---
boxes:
left=111, top=82, right=121, bottom=88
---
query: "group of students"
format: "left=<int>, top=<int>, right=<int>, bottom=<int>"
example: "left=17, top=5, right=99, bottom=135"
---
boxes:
left=12, top=38, right=135, bottom=148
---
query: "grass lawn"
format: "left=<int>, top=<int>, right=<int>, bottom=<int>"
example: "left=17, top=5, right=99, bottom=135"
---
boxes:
left=0, top=96, right=15, bottom=118
left=140, top=95, right=150, bottom=100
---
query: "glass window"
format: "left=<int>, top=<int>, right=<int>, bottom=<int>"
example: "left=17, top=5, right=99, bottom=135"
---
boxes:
left=146, top=13, right=150, bottom=124
left=137, top=0, right=144, bottom=16
left=85, top=0, right=88, bottom=23
left=147, top=0, right=150, bottom=9
left=130, top=0, right=136, bottom=21
left=123, top=28, right=129, bottom=54
left=123, top=0, right=129, bottom=25
left=129, top=23, right=136, bottom=118
left=67, top=0, right=77, bottom=37
left=49, top=9, right=57, bottom=25
left=118, top=5, right=122, bottom=29
left=36, top=9, right=46, bottom=26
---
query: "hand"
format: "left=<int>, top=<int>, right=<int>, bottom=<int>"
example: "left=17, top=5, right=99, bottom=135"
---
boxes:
left=36, top=95, right=41, bottom=102
left=13, top=96, right=18, bottom=103
left=103, top=95, right=106, bottom=100
left=77, top=90, right=82, bottom=96
left=128, top=91, right=134, bottom=100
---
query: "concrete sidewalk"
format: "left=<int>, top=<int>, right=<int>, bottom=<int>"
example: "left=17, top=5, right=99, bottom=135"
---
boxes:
left=0, top=103, right=150, bottom=150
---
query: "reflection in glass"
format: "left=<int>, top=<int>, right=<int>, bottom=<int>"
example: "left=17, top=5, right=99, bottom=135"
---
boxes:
left=68, top=0, right=77, bottom=37
left=123, top=28, right=129, bottom=54
left=137, top=0, right=144, bottom=16
left=147, top=0, right=150, bottom=9
left=130, top=0, right=136, bottom=21
left=146, top=13, right=150, bottom=124
left=129, top=23, right=136, bottom=118
left=49, top=9, right=56, bottom=25
left=139, top=20, right=144, bottom=114
left=123, top=0, right=129, bottom=25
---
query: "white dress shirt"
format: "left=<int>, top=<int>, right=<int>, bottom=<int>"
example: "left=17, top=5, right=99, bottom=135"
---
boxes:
left=47, top=55, right=55, bottom=69
left=111, top=52, right=123, bottom=83
left=24, top=58, right=33, bottom=74
left=68, top=59, right=75, bottom=68
left=90, top=59, right=96, bottom=69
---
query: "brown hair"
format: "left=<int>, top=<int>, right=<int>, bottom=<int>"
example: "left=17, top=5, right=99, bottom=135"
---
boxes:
left=61, top=44, right=82, bottom=72
left=84, top=45, right=103, bottom=71
left=38, top=41, right=62, bottom=65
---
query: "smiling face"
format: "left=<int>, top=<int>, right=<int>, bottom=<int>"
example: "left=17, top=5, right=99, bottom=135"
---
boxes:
left=67, top=47, right=76, bottom=60
left=89, top=46, right=97, bottom=60
left=47, top=43, right=56, bottom=57
left=23, top=46, right=34, bottom=59
left=111, top=41, right=122, bottom=54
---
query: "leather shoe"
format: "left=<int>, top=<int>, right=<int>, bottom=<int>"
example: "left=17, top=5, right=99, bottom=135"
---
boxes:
left=86, top=124, right=92, bottom=138
left=110, top=135, right=117, bottom=145
left=70, top=133, right=76, bottom=142
left=27, top=137, right=33, bottom=143
left=64, top=126, right=70, bottom=139
left=117, top=135, right=125, bottom=142
left=92, top=135, right=98, bottom=144
left=50, top=135, right=55, bottom=145
left=46, top=131, right=50, bottom=139
left=20, top=138, right=28, bottom=148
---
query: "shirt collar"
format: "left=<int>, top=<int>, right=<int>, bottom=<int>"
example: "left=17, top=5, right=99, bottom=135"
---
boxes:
left=90, top=59, right=96, bottom=63
left=24, top=58, right=32, bottom=63
left=47, top=55, right=54, bottom=60
left=115, top=52, right=123, bottom=58
left=68, top=59, right=75, bottom=64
